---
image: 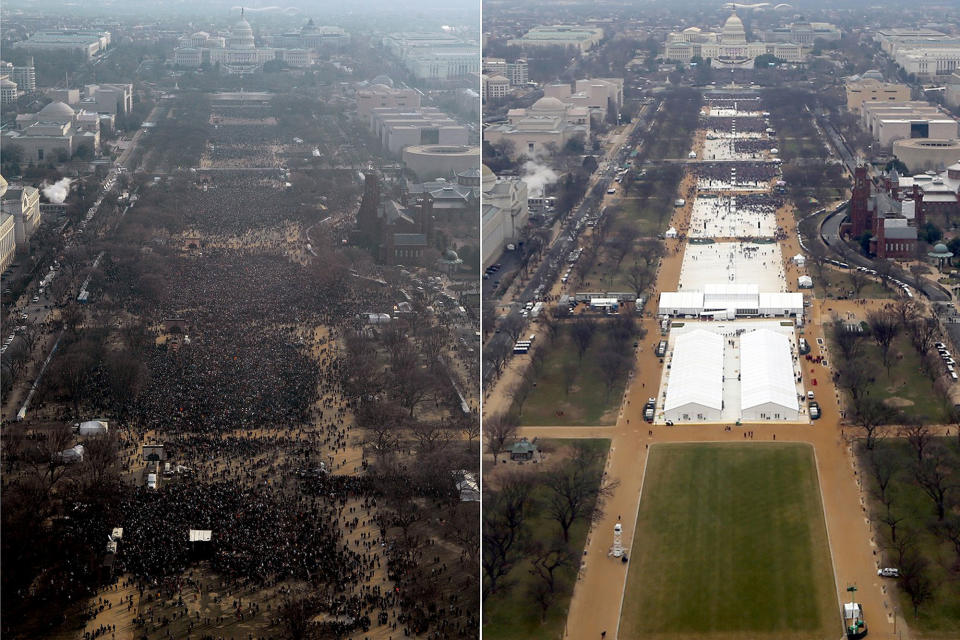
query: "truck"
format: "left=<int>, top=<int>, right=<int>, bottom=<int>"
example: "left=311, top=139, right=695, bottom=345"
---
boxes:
left=147, top=473, right=158, bottom=490
left=809, top=401, right=820, bottom=420
left=656, top=340, right=667, bottom=357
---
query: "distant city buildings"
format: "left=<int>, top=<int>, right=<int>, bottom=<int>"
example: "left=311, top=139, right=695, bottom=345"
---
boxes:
left=482, top=57, right=528, bottom=86
left=0, top=177, right=41, bottom=249
left=356, top=80, right=421, bottom=120
left=947, top=70, right=960, bottom=108
left=366, top=106, right=469, bottom=155
left=845, top=75, right=911, bottom=112
left=354, top=172, right=436, bottom=266
left=2, top=101, right=101, bottom=163
left=664, top=11, right=819, bottom=67
left=0, top=78, right=17, bottom=105
left=893, top=139, right=960, bottom=174
left=483, top=96, right=590, bottom=159
left=172, top=12, right=328, bottom=74
left=43, top=84, right=132, bottom=116
left=761, top=20, right=841, bottom=45
left=402, top=145, right=480, bottom=181
left=860, top=100, right=959, bottom=146
left=481, top=165, right=528, bottom=268
left=876, top=28, right=960, bottom=79
left=14, top=29, right=111, bottom=59
left=508, top=25, right=604, bottom=53
left=0, top=58, right=36, bottom=94
left=481, top=74, right=510, bottom=101
left=544, top=78, right=623, bottom=115
left=382, top=32, right=480, bottom=82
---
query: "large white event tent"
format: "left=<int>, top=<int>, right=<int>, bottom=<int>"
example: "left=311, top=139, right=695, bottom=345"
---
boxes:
left=740, top=329, right=800, bottom=421
left=663, top=329, right=724, bottom=423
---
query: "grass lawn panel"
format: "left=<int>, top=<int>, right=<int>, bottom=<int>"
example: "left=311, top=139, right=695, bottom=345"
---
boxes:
left=519, top=328, right=630, bottom=426
left=620, top=443, right=837, bottom=639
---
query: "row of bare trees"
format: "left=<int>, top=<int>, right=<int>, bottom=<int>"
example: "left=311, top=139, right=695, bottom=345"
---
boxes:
left=482, top=441, right=616, bottom=620
left=833, top=297, right=957, bottom=445
left=862, top=432, right=960, bottom=618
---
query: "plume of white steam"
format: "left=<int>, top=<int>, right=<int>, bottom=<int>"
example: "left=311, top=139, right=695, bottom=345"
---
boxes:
left=521, top=161, right=559, bottom=197
left=42, top=178, right=73, bottom=204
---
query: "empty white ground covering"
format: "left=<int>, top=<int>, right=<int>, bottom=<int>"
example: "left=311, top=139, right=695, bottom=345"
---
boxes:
left=702, top=137, right=766, bottom=162
left=688, top=196, right=777, bottom=238
left=740, top=329, right=800, bottom=421
left=663, top=329, right=724, bottom=423
left=680, top=242, right=786, bottom=292
left=706, top=108, right=763, bottom=118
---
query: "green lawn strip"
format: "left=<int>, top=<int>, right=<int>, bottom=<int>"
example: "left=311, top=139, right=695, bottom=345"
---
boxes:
left=857, top=439, right=960, bottom=633
left=483, top=439, right=612, bottom=639
left=811, top=268, right=893, bottom=300
left=852, top=334, right=952, bottom=424
left=519, top=328, right=630, bottom=426
left=620, top=443, right=837, bottom=639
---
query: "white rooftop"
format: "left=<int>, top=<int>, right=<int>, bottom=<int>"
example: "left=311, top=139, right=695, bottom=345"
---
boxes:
left=663, top=329, right=724, bottom=413
left=740, top=329, right=800, bottom=413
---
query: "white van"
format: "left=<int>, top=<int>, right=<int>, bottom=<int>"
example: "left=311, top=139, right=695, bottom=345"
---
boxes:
left=147, top=473, right=158, bottom=490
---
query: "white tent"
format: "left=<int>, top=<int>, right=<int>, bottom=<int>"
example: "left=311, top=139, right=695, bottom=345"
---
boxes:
left=77, top=420, right=109, bottom=436
left=798, top=275, right=813, bottom=289
left=59, top=444, right=85, bottom=463
left=792, top=254, right=805, bottom=267
left=665, top=226, right=678, bottom=238
left=658, top=291, right=704, bottom=316
left=664, top=330, right=724, bottom=423
left=740, top=330, right=799, bottom=421
left=189, top=530, right=213, bottom=542
left=757, top=292, right=803, bottom=316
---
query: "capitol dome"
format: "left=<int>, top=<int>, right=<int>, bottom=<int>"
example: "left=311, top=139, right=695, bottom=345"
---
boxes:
left=370, top=74, right=394, bottom=88
left=531, top=96, right=565, bottom=111
left=721, top=12, right=747, bottom=44
left=39, top=101, right=76, bottom=119
left=229, top=15, right=256, bottom=49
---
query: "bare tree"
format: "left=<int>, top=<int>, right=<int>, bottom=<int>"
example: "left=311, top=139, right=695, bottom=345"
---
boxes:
left=482, top=471, right=535, bottom=598
left=848, top=268, right=868, bottom=297
left=909, top=317, right=939, bottom=361
left=484, top=413, right=517, bottom=464
left=914, top=444, right=956, bottom=521
left=542, top=442, right=617, bottom=542
left=570, top=317, right=598, bottom=364
left=901, top=423, right=933, bottom=464
left=900, top=551, right=934, bottom=618
left=853, top=396, right=892, bottom=449
left=599, top=348, right=630, bottom=402
left=867, top=310, right=900, bottom=372
left=35, top=424, right=76, bottom=489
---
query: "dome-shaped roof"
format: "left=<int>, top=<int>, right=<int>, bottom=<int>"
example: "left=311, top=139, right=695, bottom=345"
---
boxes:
left=370, top=74, right=394, bottom=88
left=481, top=164, right=496, bottom=192
left=531, top=96, right=565, bottom=111
left=229, top=14, right=256, bottom=49
left=0, top=174, right=8, bottom=199
left=1, top=78, right=16, bottom=87
left=39, top=101, right=75, bottom=119
left=191, top=31, right=210, bottom=38
left=722, top=11, right=747, bottom=44
left=933, top=242, right=949, bottom=253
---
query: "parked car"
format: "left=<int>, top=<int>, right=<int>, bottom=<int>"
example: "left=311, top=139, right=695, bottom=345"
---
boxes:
left=878, top=568, right=899, bottom=578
